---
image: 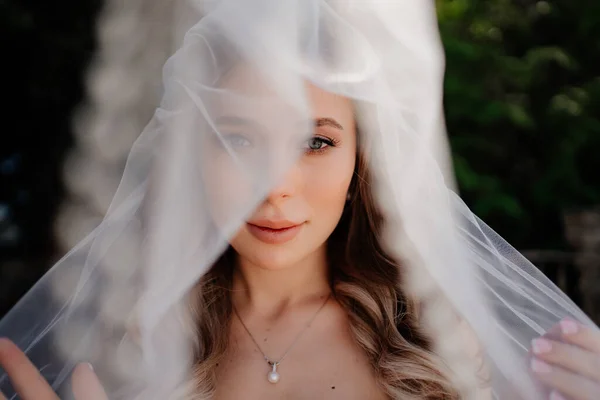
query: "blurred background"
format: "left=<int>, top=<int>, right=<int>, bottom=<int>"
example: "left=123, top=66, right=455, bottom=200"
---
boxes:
left=1, top=0, right=599, bottom=322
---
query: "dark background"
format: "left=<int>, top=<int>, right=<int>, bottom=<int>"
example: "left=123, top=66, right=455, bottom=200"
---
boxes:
left=1, top=1, right=599, bottom=319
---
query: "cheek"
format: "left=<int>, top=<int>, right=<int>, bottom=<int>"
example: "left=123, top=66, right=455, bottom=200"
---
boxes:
left=304, top=152, right=355, bottom=220
left=306, top=171, right=350, bottom=211
left=227, top=150, right=356, bottom=268
left=201, top=153, right=255, bottom=229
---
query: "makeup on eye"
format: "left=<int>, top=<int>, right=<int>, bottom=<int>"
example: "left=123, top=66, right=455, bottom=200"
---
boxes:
left=223, top=133, right=252, bottom=148
left=212, top=115, right=259, bottom=150
left=303, top=135, right=339, bottom=154
left=211, top=114, right=344, bottom=154
left=208, top=132, right=254, bottom=153
left=218, top=132, right=339, bottom=153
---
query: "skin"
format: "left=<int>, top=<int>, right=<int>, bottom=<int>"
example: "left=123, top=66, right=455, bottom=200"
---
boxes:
left=211, top=82, right=385, bottom=399
left=1, top=80, right=599, bottom=399
left=530, top=320, right=600, bottom=400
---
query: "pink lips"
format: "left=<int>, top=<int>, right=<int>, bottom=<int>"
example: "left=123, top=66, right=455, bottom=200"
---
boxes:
left=246, top=220, right=304, bottom=245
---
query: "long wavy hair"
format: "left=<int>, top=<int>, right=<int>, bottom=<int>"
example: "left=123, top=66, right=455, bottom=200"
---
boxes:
left=182, top=143, right=460, bottom=399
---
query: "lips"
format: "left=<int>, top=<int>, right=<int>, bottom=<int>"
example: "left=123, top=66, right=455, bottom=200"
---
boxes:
left=246, top=220, right=304, bottom=244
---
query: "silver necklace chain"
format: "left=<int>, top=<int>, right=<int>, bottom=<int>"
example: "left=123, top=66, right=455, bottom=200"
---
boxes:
left=232, top=293, right=330, bottom=383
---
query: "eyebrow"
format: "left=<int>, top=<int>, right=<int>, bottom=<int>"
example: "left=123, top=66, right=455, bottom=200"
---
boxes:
left=314, top=117, right=344, bottom=130
left=214, top=115, right=262, bottom=128
left=215, top=115, right=344, bottom=131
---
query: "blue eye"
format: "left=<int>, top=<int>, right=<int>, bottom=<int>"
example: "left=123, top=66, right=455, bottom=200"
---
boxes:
left=223, top=133, right=252, bottom=148
left=304, top=136, right=334, bottom=153
left=307, top=138, right=326, bottom=150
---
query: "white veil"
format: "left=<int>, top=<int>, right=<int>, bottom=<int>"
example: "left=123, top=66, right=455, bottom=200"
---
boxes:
left=1, top=1, right=597, bottom=399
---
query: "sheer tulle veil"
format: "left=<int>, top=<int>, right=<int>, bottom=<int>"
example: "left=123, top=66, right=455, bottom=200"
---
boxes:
left=0, top=1, right=597, bottom=399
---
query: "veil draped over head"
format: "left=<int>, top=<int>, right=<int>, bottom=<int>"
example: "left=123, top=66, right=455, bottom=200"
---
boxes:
left=1, top=0, right=598, bottom=399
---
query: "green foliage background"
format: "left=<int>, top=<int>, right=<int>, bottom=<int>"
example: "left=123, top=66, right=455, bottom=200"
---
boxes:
left=1, top=1, right=599, bottom=316
left=438, top=0, right=600, bottom=250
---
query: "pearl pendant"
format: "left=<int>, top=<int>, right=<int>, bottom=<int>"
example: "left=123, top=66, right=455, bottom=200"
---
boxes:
left=267, top=362, right=280, bottom=384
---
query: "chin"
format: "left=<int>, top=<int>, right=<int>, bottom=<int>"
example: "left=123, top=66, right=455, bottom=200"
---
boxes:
left=240, top=243, right=309, bottom=270
left=230, top=231, right=321, bottom=271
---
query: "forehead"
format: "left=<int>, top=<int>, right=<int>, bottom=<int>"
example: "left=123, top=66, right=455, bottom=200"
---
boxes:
left=305, top=82, right=354, bottom=125
left=214, top=63, right=354, bottom=125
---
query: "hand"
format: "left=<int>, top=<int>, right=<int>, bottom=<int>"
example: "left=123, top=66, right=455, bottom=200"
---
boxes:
left=0, top=338, right=108, bottom=400
left=530, top=319, right=600, bottom=400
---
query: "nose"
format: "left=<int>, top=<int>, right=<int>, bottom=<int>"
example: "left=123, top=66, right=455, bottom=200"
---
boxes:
left=265, top=162, right=302, bottom=205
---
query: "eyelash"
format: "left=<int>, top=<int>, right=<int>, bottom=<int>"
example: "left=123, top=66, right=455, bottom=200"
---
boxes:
left=217, top=133, right=339, bottom=155
left=222, top=133, right=251, bottom=148
left=305, top=135, right=339, bottom=155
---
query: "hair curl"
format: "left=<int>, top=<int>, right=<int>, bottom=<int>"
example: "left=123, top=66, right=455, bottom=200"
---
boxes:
left=183, top=146, right=460, bottom=399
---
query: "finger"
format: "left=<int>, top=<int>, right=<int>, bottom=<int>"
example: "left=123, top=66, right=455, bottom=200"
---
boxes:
left=531, top=356, right=600, bottom=400
left=531, top=338, right=600, bottom=381
left=71, top=363, right=109, bottom=400
left=0, top=338, right=59, bottom=400
left=558, top=319, right=600, bottom=354
left=0, top=391, right=7, bottom=400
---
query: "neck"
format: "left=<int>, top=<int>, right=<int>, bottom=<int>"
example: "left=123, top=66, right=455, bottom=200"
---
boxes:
left=231, top=245, right=331, bottom=317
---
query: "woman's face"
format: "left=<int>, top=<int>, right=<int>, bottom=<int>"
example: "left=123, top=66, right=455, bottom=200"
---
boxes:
left=202, top=74, right=357, bottom=270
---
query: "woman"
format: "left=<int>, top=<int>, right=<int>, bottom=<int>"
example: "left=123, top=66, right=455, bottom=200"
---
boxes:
left=1, top=1, right=599, bottom=399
